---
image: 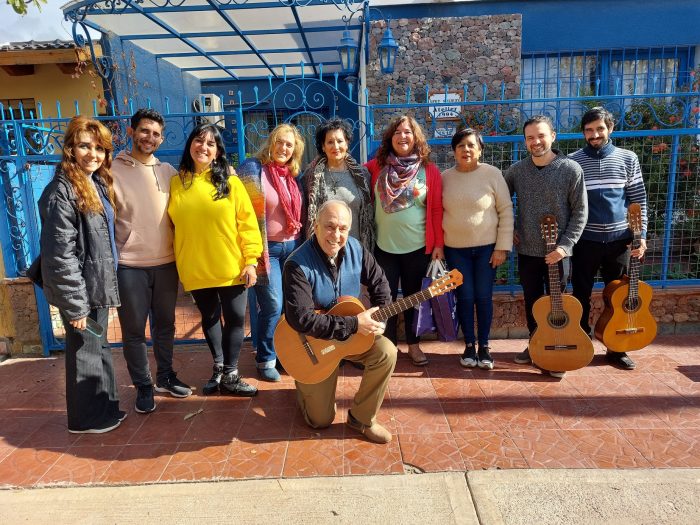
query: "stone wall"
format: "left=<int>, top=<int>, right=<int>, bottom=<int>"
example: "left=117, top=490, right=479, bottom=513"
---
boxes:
left=489, top=288, right=700, bottom=339
left=366, top=14, right=522, bottom=108
left=0, top=277, right=42, bottom=356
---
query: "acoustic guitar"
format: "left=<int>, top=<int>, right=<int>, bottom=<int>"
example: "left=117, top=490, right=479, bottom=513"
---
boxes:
left=529, top=215, right=594, bottom=372
left=274, top=269, right=463, bottom=384
left=594, top=203, right=657, bottom=351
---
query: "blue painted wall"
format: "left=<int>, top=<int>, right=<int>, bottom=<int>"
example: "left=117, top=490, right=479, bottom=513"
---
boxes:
left=103, top=33, right=201, bottom=115
left=378, top=0, right=700, bottom=53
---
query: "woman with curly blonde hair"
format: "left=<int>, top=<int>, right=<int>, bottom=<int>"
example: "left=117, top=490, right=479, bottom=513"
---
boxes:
left=37, top=115, right=123, bottom=433
left=238, top=123, right=306, bottom=382
left=366, top=115, right=444, bottom=366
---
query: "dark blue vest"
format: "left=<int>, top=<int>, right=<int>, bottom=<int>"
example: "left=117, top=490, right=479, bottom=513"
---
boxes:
left=288, top=236, right=363, bottom=310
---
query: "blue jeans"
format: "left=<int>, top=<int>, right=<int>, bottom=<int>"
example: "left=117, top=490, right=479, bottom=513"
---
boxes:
left=445, top=244, right=496, bottom=347
left=252, top=238, right=300, bottom=369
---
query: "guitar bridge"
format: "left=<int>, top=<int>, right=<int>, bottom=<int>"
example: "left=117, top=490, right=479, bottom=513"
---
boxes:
left=615, top=328, right=644, bottom=334
left=544, top=345, right=578, bottom=350
left=320, top=345, right=336, bottom=355
left=298, top=333, right=319, bottom=365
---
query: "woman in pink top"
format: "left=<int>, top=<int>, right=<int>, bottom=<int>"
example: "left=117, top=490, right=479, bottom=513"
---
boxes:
left=238, top=123, right=306, bottom=382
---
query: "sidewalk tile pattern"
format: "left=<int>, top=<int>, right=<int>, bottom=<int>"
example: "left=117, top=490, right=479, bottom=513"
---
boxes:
left=0, top=336, right=698, bottom=488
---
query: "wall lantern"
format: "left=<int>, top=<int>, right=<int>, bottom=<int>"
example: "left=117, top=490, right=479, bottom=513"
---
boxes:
left=337, top=17, right=399, bottom=76
left=377, top=25, right=398, bottom=74
left=338, top=27, right=359, bottom=75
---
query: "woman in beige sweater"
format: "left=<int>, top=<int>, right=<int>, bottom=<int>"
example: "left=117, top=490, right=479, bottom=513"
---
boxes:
left=442, top=128, right=513, bottom=370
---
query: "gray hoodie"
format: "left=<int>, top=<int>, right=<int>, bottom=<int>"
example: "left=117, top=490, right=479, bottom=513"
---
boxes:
left=112, top=150, right=177, bottom=267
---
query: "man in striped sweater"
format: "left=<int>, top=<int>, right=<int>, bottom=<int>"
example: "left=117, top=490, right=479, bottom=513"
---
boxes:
left=569, top=107, right=648, bottom=370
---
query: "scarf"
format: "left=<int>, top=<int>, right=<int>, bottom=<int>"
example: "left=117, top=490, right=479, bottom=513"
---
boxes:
left=303, top=155, right=375, bottom=251
left=266, top=162, right=302, bottom=236
left=377, top=152, right=422, bottom=213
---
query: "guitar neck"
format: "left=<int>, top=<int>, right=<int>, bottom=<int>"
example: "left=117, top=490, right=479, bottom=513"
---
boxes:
left=546, top=241, right=564, bottom=314
left=371, top=288, right=434, bottom=323
left=627, top=233, right=641, bottom=300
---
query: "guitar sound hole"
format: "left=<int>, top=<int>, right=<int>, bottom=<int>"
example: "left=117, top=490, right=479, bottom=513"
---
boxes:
left=623, top=297, right=641, bottom=313
left=547, top=313, right=568, bottom=329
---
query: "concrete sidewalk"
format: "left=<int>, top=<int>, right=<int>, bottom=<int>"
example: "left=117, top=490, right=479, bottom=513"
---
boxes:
left=1, top=469, right=698, bottom=524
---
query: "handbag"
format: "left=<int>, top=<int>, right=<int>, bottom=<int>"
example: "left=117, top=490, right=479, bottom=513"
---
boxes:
left=412, top=273, right=436, bottom=337
left=428, top=259, right=460, bottom=342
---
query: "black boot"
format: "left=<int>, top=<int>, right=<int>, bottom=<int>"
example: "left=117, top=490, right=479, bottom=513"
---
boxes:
left=219, top=372, right=257, bottom=397
left=202, top=365, right=223, bottom=396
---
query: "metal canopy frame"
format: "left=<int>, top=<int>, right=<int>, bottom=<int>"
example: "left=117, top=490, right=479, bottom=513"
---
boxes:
left=61, top=0, right=369, bottom=82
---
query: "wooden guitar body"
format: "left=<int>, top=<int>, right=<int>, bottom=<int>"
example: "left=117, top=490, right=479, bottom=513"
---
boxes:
left=530, top=294, right=595, bottom=371
left=594, top=277, right=657, bottom=352
left=274, top=297, right=374, bottom=385
left=273, top=270, right=462, bottom=384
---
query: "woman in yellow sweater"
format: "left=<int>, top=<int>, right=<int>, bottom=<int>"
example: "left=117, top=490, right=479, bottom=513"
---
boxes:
left=442, top=128, right=513, bottom=370
left=169, top=123, right=263, bottom=396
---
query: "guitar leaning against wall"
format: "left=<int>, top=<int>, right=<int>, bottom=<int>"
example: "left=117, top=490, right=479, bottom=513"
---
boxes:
left=594, top=203, right=657, bottom=352
left=529, top=215, right=595, bottom=372
left=274, top=270, right=463, bottom=384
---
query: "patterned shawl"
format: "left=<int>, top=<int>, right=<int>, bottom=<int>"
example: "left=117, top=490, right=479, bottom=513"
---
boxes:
left=303, top=155, right=375, bottom=251
left=237, top=158, right=271, bottom=285
left=377, top=152, right=422, bottom=213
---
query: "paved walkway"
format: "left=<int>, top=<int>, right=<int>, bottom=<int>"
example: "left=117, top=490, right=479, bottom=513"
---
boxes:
left=0, top=336, right=698, bottom=489
left=2, top=470, right=699, bottom=524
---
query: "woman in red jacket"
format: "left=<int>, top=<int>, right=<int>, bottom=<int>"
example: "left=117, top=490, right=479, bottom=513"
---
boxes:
left=366, top=115, right=444, bottom=366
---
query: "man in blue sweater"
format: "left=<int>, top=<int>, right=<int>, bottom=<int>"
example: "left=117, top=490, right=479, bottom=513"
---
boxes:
left=282, top=200, right=397, bottom=443
left=569, top=107, right=648, bottom=370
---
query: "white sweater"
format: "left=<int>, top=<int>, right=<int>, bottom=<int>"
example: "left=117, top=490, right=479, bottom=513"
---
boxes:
left=441, top=163, right=514, bottom=250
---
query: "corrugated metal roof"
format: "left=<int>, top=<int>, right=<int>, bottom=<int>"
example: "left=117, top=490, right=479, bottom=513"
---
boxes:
left=60, top=1, right=367, bottom=81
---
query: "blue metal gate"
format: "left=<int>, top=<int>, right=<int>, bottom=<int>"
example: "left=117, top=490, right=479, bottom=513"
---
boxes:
left=367, top=84, right=700, bottom=293
left=0, top=71, right=367, bottom=353
left=2, top=74, right=699, bottom=354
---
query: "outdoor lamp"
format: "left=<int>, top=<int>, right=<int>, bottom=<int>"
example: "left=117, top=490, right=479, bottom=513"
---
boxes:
left=377, top=25, right=398, bottom=74
left=338, top=27, right=359, bottom=75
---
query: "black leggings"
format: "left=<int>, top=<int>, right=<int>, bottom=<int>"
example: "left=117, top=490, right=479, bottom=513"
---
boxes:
left=191, top=285, right=248, bottom=374
left=374, top=245, right=431, bottom=345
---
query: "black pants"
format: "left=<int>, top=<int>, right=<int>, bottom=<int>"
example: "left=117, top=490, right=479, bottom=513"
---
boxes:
left=572, top=238, right=630, bottom=334
left=190, top=285, right=248, bottom=374
left=117, top=263, right=178, bottom=386
left=62, top=308, right=120, bottom=431
left=518, top=253, right=570, bottom=337
left=374, top=246, right=431, bottom=345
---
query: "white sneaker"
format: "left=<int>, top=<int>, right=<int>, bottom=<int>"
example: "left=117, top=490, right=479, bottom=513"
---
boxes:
left=460, top=344, right=478, bottom=368
left=68, top=418, right=121, bottom=434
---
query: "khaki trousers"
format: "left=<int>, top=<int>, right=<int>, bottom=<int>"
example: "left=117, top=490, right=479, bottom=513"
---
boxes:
left=295, top=335, right=397, bottom=428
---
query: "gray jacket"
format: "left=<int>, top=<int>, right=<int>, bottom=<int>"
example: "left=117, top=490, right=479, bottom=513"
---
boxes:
left=38, top=173, right=120, bottom=320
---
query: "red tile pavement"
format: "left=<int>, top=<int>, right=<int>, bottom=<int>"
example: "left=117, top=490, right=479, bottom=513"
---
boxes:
left=0, top=335, right=698, bottom=488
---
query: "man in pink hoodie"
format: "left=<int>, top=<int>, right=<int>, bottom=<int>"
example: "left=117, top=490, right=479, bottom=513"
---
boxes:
left=112, top=109, right=192, bottom=414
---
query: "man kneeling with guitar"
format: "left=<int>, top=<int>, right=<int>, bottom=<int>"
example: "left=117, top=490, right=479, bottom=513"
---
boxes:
left=281, top=200, right=397, bottom=444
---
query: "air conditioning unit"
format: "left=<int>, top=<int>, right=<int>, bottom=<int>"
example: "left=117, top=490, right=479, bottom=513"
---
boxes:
left=193, top=93, right=224, bottom=126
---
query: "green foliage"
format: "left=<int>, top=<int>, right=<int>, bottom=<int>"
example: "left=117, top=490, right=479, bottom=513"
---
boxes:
left=7, top=0, right=46, bottom=15
left=617, top=89, right=700, bottom=282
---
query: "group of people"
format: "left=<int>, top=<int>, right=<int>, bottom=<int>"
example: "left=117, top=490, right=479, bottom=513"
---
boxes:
left=35, top=105, right=646, bottom=443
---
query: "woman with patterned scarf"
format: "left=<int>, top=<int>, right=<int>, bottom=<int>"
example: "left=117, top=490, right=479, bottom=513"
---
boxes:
left=238, top=123, right=306, bottom=382
left=365, top=115, right=444, bottom=366
left=303, top=117, right=374, bottom=251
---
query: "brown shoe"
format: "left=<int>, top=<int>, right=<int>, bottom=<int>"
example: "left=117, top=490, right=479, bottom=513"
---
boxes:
left=346, top=411, right=392, bottom=444
left=407, top=344, right=428, bottom=366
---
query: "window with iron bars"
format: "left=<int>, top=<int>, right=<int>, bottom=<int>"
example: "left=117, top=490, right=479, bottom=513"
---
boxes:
left=521, top=46, right=695, bottom=99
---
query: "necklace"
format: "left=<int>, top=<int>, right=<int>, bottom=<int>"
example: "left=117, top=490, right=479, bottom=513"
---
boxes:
left=326, top=169, right=342, bottom=193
